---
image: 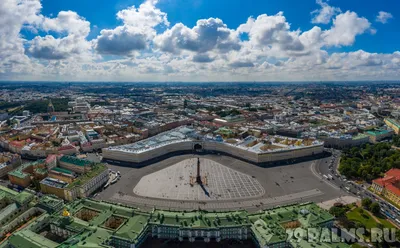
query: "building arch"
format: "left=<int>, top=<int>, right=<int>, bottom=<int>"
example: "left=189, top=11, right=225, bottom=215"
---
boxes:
left=193, top=143, right=203, bottom=151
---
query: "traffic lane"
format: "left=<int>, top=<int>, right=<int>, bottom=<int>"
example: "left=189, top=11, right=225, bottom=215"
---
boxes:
left=322, top=150, right=400, bottom=222
left=318, top=151, right=340, bottom=180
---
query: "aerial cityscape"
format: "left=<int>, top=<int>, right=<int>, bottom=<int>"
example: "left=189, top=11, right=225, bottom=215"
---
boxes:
left=0, top=82, right=399, bottom=248
left=1, top=0, right=400, bottom=248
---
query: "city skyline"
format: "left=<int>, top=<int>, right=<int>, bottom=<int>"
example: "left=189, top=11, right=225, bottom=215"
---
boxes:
left=1, top=0, right=399, bottom=82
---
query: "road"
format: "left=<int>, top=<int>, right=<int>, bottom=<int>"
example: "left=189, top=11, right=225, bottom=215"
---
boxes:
left=316, top=148, right=400, bottom=228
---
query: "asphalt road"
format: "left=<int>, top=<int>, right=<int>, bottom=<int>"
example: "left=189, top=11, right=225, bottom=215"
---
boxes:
left=317, top=149, right=400, bottom=228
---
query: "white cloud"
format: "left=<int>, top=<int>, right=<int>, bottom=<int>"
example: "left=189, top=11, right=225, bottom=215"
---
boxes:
left=154, top=18, right=241, bottom=55
left=2, top=0, right=400, bottom=81
left=41, top=11, right=90, bottom=37
left=322, top=11, right=371, bottom=47
left=311, top=0, right=341, bottom=24
left=236, top=12, right=312, bottom=60
left=0, top=0, right=42, bottom=74
left=376, top=11, right=393, bottom=24
left=27, top=11, right=91, bottom=60
left=94, top=0, right=168, bottom=56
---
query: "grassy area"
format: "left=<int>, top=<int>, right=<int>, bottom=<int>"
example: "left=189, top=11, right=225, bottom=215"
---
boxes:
left=346, top=207, right=395, bottom=229
left=351, top=243, right=367, bottom=248
left=347, top=208, right=377, bottom=229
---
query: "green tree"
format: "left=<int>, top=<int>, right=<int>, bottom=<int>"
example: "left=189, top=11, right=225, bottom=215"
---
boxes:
left=361, top=198, right=372, bottom=210
left=329, top=206, right=346, bottom=218
left=370, top=202, right=380, bottom=215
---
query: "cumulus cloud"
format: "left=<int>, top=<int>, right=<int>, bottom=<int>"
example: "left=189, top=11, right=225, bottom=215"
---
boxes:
left=41, top=11, right=90, bottom=36
left=311, top=0, right=341, bottom=24
left=229, top=61, right=255, bottom=68
left=376, top=11, right=393, bottom=24
left=27, top=11, right=91, bottom=60
left=0, top=0, right=42, bottom=73
left=322, top=11, right=370, bottom=47
left=2, top=0, right=400, bottom=82
left=154, top=18, right=241, bottom=56
left=192, top=54, right=215, bottom=63
left=238, top=12, right=305, bottom=55
left=95, top=26, right=148, bottom=55
left=94, top=0, right=168, bottom=56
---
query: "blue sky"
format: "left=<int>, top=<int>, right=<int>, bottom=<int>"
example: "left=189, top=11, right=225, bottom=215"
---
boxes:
left=37, top=0, right=400, bottom=53
left=1, top=0, right=400, bottom=81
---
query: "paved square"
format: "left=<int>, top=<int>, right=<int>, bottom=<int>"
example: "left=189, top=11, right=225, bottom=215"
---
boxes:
left=133, top=158, right=265, bottom=201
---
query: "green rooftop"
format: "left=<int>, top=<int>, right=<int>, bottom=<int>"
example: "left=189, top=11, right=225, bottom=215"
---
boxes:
left=248, top=203, right=335, bottom=246
left=51, top=167, right=74, bottom=175
left=60, top=156, right=92, bottom=167
left=3, top=199, right=348, bottom=248
left=150, top=209, right=249, bottom=229
left=385, top=118, right=400, bottom=128
left=8, top=159, right=45, bottom=179
left=366, top=129, right=391, bottom=136
left=352, top=134, right=369, bottom=140
left=13, top=191, right=34, bottom=205
left=0, top=185, right=18, bottom=198
left=7, top=229, right=59, bottom=248
left=66, top=163, right=107, bottom=189
left=0, top=185, right=33, bottom=206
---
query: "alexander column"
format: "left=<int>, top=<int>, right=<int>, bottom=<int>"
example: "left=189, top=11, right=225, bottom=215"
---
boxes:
left=196, top=157, right=202, bottom=184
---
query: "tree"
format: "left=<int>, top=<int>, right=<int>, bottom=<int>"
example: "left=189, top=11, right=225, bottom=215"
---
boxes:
left=361, top=198, right=372, bottom=210
left=329, top=206, right=346, bottom=218
left=370, top=202, right=380, bottom=215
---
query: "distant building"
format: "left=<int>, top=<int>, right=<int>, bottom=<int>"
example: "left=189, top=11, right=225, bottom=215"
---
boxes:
left=0, top=186, right=37, bottom=238
left=103, top=127, right=324, bottom=165
left=8, top=160, right=47, bottom=188
left=372, top=168, right=400, bottom=206
left=276, top=128, right=302, bottom=138
left=384, top=118, right=400, bottom=134
left=47, top=100, right=55, bottom=113
left=0, top=111, right=8, bottom=121
left=39, top=155, right=109, bottom=201
left=0, top=153, right=21, bottom=178
left=318, top=133, right=370, bottom=149
left=365, top=129, right=394, bottom=143
left=22, top=110, right=30, bottom=117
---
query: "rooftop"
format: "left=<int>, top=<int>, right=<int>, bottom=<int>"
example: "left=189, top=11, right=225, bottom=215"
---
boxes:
left=8, top=160, right=45, bottom=179
left=105, top=128, right=323, bottom=155
left=59, top=155, right=92, bottom=167
left=385, top=118, right=400, bottom=128
left=40, top=177, right=69, bottom=189
left=51, top=167, right=74, bottom=175
left=66, top=163, right=107, bottom=189
left=2, top=197, right=347, bottom=248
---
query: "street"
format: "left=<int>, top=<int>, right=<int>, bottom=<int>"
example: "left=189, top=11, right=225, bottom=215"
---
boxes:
left=317, top=149, right=400, bottom=227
